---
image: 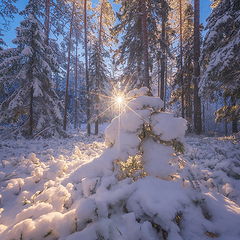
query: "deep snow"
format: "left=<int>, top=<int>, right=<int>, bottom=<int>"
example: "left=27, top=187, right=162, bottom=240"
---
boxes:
left=0, top=132, right=239, bottom=239
left=0, top=109, right=239, bottom=240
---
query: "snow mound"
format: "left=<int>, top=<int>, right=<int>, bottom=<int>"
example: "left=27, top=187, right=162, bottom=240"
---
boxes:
left=151, top=112, right=187, bottom=141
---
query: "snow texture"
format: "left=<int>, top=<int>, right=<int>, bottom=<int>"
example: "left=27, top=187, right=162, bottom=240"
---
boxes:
left=0, top=88, right=239, bottom=240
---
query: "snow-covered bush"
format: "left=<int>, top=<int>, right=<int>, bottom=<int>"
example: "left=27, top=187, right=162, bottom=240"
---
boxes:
left=61, top=87, right=239, bottom=240
left=104, top=87, right=186, bottom=180
left=1, top=87, right=240, bottom=240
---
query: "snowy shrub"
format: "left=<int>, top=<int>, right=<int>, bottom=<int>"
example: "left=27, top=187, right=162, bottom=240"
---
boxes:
left=104, top=87, right=187, bottom=180
left=63, top=88, right=239, bottom=240
left=1, top=87, right=240, bottom=240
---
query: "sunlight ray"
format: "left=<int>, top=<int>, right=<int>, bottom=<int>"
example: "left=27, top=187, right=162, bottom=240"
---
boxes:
left=117, top=103, right=121, bottom=152
left=86, top=102, right=116, bottom=125
left=89, top=91, right=114, bottom=100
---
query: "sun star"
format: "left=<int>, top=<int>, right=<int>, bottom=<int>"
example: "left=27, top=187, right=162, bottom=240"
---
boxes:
left=116, top=96, right=124, bottom=104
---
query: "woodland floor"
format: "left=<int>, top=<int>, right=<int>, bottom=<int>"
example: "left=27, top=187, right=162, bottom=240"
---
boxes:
left=0, top=129, right=239, bottom=238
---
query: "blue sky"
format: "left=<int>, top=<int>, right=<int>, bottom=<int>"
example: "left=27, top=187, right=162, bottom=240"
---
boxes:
left=1, top=0, right=212, bottom=47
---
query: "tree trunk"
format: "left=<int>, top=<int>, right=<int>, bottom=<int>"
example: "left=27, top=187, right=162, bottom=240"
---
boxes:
left=193, top=0, right=202, bottom=134
left=84, top=0, right=91, bottom=135
left=74, top=36, right=78, bottom=129
left=231, top=96, right=238, bottom=133
left=185, top=76, right=192, bottom=128
left=164, top=56, right=167, bottom=110
left=63, top=2, right=75, bottom=131
left=29, top=52, right=34, bottom=137
left=160, top=14, right=166, bottom=104
left=44, top=0, right=51, bottom=45
left=224, top=97, right=228, bottom=135
left=140, top=0, right=150, bottom=89
left=29, top=86, right=34, bottom=136
left=95, top=1, right=104, bottom=135
left=232, top=120, right=238, bottom=133
left=202, top=102, right=205, bottom=133
left=157, top=58, right=160, bottom=97
left=137, top=57, right=142, bottom=86
left=179, top=0, right=185, bottom=118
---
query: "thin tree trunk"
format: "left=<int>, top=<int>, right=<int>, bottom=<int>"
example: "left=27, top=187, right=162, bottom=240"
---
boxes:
left=74, top=36, right=78, bottom=129
left=231, top=96, right=238, bottom=133
left=193, top=0, right=202, bottom=134
left=137, top=57, right=142, bottom=86
left=63, top=2, right=75, bottom=131
left=185, top=75, right=192, bottom=128
left=79, top=66, right=84, bottom=130
left=140, top=0, right=150, bottom=89
left=157, top=58, right=160, bottom=97
left=164, top=56, right=167, bottom=110
left=44, top=0, right=50, bottom=45
left=29, top=86, right=34, bottom=136
left=179, top=0, right=185, bottom=118
left=202, top=102, right=205, bottom=133
left=160, top=14, right=166, bottom=103
left=225, top=122, right=228, bottom=135
left=224, top=97, right=228, bottom=135
left=84, top=0, right=91, bottom=135
left=95, top=1, right=104, bottom=135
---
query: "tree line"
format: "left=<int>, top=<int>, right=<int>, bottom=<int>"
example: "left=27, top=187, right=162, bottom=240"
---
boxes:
left=0, top=0, right=239, bottom=138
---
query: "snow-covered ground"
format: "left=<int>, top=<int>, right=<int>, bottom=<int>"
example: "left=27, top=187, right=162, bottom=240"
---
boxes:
left=184, top=135, right=240, bottom=205
left=0, top=133, right=106, bottom=238
left=0, top=86, right=239, bottom=240
left=0, top=132, right=239, bottom=240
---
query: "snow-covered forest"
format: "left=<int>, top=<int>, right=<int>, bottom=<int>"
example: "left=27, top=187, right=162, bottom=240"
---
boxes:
left=0, top=0, right=239, bottom=239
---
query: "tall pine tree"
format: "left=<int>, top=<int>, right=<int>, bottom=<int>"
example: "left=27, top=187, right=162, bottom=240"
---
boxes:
left=200, top=0, right=240, bottom=133
left=0, top=0, right=64, bottom=138
left=113, top=0, right=170, bottom=91
left=90, top=0, right=115, bottom=135
left=171, top=3, right=195, bottom=127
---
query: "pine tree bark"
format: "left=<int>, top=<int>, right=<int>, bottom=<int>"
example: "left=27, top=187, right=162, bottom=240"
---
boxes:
left=231, top=96, right=238, bottom=133
left=224, top=97, right=228, bottom=135
left=179, top=0, right=185, bottom=118
left=185, top=77, right=192, bottom=127
left=95, top=1, right=104, bottom=135
left=193, top=0, right=202, bottom=134
left=157, top=58, right=160, bottom=97
left=29, top=55, right=34, bottom=136
left=164, top=55, right=168, bottom=110
left=137, top=57, right=142, bottom=86
left=29, top=86, right=34, bottom=136
left=84, top=0, right=91, bottom=135
left=160, top=13, right=166, bottom=104
left=74, top=36, right=78, bottom=129
left=63, top=2, right=75, bottom=131
left=140, top=0, right=150, bottom=89
left=202, top=102, right=205, bottom=133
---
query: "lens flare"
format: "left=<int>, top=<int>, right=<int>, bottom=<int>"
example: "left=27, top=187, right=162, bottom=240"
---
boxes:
left=116, top=96, right=124, bottom=105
